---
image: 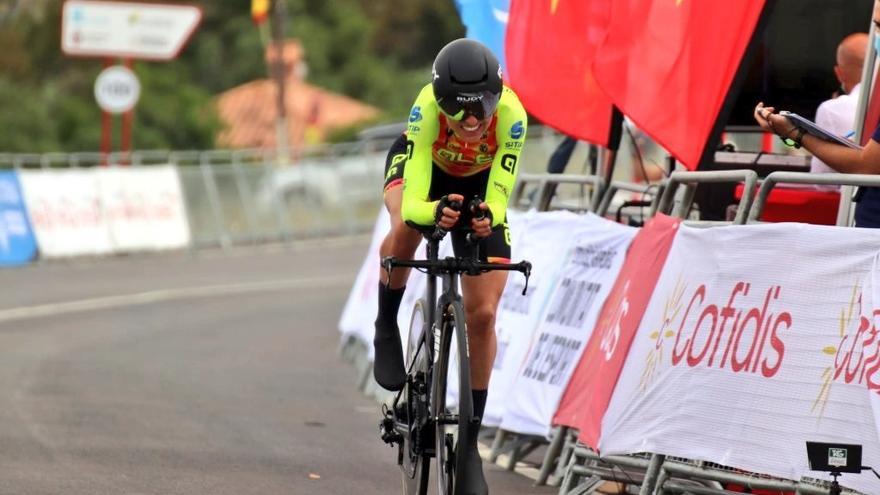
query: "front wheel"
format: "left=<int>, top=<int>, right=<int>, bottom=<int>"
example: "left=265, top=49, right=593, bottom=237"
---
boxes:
left=400, top=300, right=430, bottom=495
left=433, top=300, right=473, bottom=495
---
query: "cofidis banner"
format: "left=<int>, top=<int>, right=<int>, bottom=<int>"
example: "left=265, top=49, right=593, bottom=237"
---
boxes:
left=499, top=213, right=637, bottom=437
left=484, top=209, right=581, bottom=427
left=552, top=213, right=680, bottom=447
left=600, top=222, right=880, bottom=494
left=0, top=171, right=37, bottom=266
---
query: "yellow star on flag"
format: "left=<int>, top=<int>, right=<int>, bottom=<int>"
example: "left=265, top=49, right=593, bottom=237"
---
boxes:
left=551, top=0, right=560, bottom=14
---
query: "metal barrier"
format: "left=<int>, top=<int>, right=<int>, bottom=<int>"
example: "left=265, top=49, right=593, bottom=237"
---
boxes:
left=509, top=173, right=605, bottom=212
left=747, top=171, right=880, bottom=225
left=657, top=170, right=759, bottom=225
left=596, top=180, right=665, bottom=223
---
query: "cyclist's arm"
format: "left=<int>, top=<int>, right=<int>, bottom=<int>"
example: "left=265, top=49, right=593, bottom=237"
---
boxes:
left=484, top=88, right=527, bottom=227
left=401, top=85, right=442, bottom=227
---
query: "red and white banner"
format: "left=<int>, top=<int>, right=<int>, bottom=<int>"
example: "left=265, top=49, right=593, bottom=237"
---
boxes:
left=19, top=169, right=114, bottom=257
left=500, top=213, right=637, bottom=437
left=98, top=166, right=190, bottom=251
left=599, top=222, right=880, bottom=494
left=553, top=214, right=680, bottom=447
left=19, top=166, right=190, bottom=258
left=484, top=210, right=584, bottom=426
left=338, top=208, right=389, bottom=345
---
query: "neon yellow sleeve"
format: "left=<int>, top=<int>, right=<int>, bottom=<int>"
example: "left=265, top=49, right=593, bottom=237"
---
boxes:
left=485, top=87, right=527, bottom=227
left=401, top=84, right=441, bottom=227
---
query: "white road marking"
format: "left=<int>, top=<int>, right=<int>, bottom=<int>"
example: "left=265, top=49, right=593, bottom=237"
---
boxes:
left=0, top=274, right=353, bottom=323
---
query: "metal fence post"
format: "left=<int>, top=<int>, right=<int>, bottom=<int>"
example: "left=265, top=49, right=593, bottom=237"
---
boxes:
left=231, top=151, right=261, bottom=244
left=638, top=453, right=665, bottom=495
left=264, top=150, right=295, bottom=243
left=199, top=152, right=231, bottom=249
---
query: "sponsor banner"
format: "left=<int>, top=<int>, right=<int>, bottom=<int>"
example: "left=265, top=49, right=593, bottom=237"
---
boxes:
left=19, top=167, right=190, bottom=258
left=0, top=172, right=37, bottom=266
left=499, top=213, right=637, bottom=437
left=484, top=209, right=579, bottom=426
left=97, top=166, right=190, bottom=251
left=599, top=222, right=880, bottom=494
left=553, top=214, right=680, bottom=448
left=338, top=208, right=389, bottom=344
left=19, top=169, right=115, bottom=257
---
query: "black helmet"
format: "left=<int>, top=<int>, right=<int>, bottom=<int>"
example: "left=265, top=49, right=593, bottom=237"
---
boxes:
left=432, top=38, right=503, bottom=121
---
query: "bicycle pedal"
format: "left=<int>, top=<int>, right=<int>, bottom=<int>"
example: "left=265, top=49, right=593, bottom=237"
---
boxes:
left=379, top=416, right=403, bottom=445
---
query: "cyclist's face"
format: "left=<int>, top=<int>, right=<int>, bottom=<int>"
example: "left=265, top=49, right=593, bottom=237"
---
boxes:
left=447, top=114, right=491, bottom=143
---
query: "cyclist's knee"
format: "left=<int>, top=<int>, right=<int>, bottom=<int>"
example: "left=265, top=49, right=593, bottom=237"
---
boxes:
left=466, top=305, right=496, bottom=336
left=388, top=218, right=421, bottom=254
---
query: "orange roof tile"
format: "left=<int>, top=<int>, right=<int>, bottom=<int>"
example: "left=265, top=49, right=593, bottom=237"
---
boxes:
left=216, top=40, right=380, bottom=149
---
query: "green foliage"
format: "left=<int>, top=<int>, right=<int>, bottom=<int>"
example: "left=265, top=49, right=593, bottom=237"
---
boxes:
left=0, top=0, right=465, bottom=152
left=0, top=78, right=58, bottom=152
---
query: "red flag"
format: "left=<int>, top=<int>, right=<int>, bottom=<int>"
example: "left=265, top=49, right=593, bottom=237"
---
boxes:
left=593, top=0, right=765, bottom=169
left=505, top=0, right=613, bottom=146
left=553, top=214, right=680, bottom=449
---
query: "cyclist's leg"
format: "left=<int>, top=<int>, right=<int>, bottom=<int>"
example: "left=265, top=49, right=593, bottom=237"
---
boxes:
left=453, top=223, right=511, bottom=495
left=374, top=135, right=422, bottom=391
left=379, top=186, right=423, bottom=288
left=460, top=269, right=508, bottom=401
left=455, top=220, right=512, bottom=399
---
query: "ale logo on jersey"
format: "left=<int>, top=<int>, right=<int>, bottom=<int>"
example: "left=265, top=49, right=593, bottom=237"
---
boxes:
left=509, top=121, right=524, bottom=140
left=409, top=106, right=423, bottom=123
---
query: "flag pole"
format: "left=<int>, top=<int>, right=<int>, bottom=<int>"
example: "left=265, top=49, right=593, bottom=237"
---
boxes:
left=695, top=0, right=777, bottom=172
left=602, top=106, right=625, bottom=193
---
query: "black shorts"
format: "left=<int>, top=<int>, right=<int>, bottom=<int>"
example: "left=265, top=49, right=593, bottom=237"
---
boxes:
left=383, top=134, right=511, bottom=262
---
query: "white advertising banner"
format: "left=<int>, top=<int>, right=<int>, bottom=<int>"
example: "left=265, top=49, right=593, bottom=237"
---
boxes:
left=339, top=208, right=389, bottom=345
left=483, top=209, right=582, bottom=427
left=97, top=166, right=190, bottom=251
left=19, top=169, right=114, bottom=257
left=600, top=223, right=880, bottom=494
left=19, top=167, right=190, bottom=258
left=500, top=213, right=637, bottom=437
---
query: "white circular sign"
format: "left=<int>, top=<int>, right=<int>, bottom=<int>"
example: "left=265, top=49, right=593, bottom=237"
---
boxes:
left=94, top=65, right=141, bottom=114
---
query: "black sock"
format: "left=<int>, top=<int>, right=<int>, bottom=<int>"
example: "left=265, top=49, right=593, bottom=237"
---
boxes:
left=376, top=283, right=405, bottom=327
left=472, top=389, right=488, bottom=423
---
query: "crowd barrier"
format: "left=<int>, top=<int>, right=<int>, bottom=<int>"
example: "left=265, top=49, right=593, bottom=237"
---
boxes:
left=0, top=166, right=190, bottom=264
left=340, top=169, right=880, bottom=495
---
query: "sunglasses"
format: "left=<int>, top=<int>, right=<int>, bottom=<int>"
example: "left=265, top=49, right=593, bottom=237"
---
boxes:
left=438, top=91, right=500, bottom=121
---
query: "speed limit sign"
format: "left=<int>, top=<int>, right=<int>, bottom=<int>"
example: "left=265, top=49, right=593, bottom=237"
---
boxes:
left=94, top=65, right=141, bottom=114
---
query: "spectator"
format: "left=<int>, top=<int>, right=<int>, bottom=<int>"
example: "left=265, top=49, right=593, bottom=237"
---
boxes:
left=755, top=1, right=880, bottom=227
left=810, top=32, right=868, bottom=183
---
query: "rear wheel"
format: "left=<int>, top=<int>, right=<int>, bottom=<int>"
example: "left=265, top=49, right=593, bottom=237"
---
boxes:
left=433, top=300, right=473, bottom=495
left=399, top=300, right=430, bottom=495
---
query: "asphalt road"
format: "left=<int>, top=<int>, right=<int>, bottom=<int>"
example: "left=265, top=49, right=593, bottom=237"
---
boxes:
left=0, top=239, right=554, bottom=494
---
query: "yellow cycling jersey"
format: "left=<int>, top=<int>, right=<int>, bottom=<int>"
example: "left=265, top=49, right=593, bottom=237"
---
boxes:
left=401, top=83, right=527, bottom=228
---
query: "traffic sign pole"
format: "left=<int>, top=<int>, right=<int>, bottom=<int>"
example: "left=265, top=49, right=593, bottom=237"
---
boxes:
left=121, top=58, right=134, bottom=164
left=100, top=57, right=112, bottom=166
left=62, top=1, right=202, bottom=158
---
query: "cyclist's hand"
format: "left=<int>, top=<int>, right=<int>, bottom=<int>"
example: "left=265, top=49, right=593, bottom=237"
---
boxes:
left=470, top=202, right=492, bottom=238
left=436, top=193, right=464, bottom=230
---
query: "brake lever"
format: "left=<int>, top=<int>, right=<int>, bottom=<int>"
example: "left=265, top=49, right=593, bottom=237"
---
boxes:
left=466, top=196, right=486, bottom=245
left=520, top=261, right=532, bottom=296
left=382, top=256, right=395, bottom=280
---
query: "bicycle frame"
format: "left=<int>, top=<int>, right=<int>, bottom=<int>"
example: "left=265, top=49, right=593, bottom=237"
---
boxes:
left=381, top=227, right=531, bottom=495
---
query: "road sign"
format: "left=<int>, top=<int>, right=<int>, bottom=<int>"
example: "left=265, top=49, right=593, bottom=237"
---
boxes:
left=61, top=1, right=202, bottom=60
left=94, top=65, right=140, bottom=114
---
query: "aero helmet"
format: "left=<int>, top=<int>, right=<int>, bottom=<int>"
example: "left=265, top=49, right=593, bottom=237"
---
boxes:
left=432, top=38, right=503, bottom=121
